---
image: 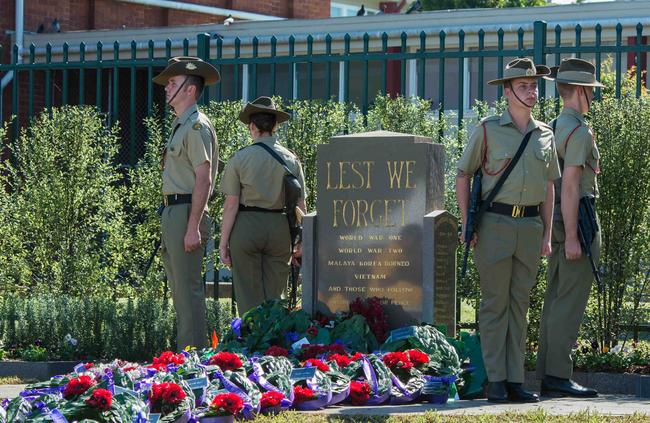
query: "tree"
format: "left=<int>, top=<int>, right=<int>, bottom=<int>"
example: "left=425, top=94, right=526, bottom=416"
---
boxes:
left=421, top=0, right=547, bottom=11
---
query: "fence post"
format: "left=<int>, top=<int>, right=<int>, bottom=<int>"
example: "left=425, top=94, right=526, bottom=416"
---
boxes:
left=533, top=20, right=548, bottom=104
left=197, top=33, right=210, bottom=106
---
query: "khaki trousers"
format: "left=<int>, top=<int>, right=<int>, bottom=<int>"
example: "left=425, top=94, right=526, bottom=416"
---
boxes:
left=536, top=218, right=601, bottom=379
left=230, top=211, right=291, bottom=316
left=161, top=203, right=211, bottom=351
left=475, top=212, right=543, bottom=383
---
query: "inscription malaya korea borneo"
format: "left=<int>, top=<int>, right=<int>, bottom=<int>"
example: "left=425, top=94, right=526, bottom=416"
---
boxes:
left=302, top=131, right=455, bottom=331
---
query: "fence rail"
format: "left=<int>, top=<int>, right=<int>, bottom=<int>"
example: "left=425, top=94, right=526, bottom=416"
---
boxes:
left=1, top=20, right=649, bottom=165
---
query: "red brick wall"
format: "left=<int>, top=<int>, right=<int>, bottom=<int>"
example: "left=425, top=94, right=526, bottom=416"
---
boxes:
left=0, top=0, right=331, bottom=130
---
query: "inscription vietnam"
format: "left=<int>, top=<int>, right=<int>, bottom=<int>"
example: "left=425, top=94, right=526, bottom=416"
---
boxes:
left=307, top=131, right=445, bottom=328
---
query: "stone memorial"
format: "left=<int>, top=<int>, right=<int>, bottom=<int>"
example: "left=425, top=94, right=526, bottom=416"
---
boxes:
left=302, top=131, right=458, bottom=336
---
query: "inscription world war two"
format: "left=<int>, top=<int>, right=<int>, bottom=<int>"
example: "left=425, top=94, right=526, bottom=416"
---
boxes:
left=301, top=131, right=454, bottom=330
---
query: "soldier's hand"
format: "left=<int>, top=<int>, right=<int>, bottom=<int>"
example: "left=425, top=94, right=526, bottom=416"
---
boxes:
left=184, top=229, right=201, bottom=252
left=459, top=226, right=478, bottom=248
left=540, top=234, right=552, bottom=257
left=565, top=236, right=582, bottom=261
left=292, top=242, right=302, bottom=259
left=220, top=243, right=232, bottom=267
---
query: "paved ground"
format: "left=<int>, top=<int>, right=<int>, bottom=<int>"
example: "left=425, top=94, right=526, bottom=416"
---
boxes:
left=314, top=395, right=650, bottom=416
left=1, top=384, right=649, bottom=416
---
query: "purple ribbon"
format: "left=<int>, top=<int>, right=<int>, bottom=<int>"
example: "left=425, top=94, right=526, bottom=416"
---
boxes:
left=19, top=386, right=64, bottom=397
left=389, top=374, right=421, bottom=405
left=33, top=402, right=69, bottom=423
left=249, top=362, right=294, bottom=410
left=361, top=358, right=389, bottom=406
left=213, top=372, right=260, bottom=419
left=303, top=376, right=333, bottom=409
left=291, top=386, right=331, bottom=411
left=132, top=410, right=148, bottom=423
left=231, top=318, right=242, bottom=338
left=102, top=370, right=115, bottom=394
left=328, top=385, right=350, bottom=406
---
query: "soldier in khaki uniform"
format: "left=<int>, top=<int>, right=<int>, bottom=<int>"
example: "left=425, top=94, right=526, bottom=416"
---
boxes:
left=153, top=57, right=220, bottom=350
left=536, top=59, right=602, bottom=398
left=219, top=97, right=307, bottom=315
left=456, top=58, right=560, bottom=403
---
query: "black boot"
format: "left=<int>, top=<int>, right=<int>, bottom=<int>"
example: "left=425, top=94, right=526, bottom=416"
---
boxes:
left=505, top=382, right=539, bottom=403
left=486, top=380, right=508, bottom=403
left=541, top=375, right=598, bottom=398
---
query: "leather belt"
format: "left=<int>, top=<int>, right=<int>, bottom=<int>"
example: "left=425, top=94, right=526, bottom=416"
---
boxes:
left=239, top=205, right=284, bottom=213
left=163, top=194, right=192, bottom=206
left=487, top=202, right=540, bottom=218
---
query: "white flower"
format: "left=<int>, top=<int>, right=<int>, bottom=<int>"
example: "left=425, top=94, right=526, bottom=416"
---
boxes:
left=64, top=334, right=72, bottom=342
left=610, top=344, right=622, bottom=354
left=70, top=338, right=78, bottom=346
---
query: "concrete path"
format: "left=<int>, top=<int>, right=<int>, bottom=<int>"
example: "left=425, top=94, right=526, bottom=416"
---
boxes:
left=315, top=395, right=650, bottom=416
left=2, top=384, right=648, bottom=416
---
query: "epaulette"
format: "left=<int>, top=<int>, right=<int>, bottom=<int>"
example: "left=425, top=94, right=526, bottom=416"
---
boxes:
left=190, top=114, right=203, bottom=131
left=287, top=148, right=301, bottom=161
left=479, top=115, right=500, bottom=126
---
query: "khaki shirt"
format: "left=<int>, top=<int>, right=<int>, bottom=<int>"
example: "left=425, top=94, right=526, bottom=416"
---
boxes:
left=458, top=110, right=561, bottom=206
left=220, top=136, right=307, bottom=210
left=552, top=108, right=600, bottom=206
left=162, top=104, right=219, bottom=197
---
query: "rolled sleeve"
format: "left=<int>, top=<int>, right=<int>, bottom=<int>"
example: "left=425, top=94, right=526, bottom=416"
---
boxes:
left=547, top=140, right=562, bottom=181
left=186, top=126, right=212, bottom=169
left=457, top=124, right=484, bottom=174
left=563, top=126, right=591, bottom=168
left=297, top=163, right=308, bottom=200
left=219, top=157, right=241, bottom=197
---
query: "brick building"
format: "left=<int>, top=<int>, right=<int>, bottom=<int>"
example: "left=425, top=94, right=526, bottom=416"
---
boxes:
left=1, top=1, right=647, bottom=164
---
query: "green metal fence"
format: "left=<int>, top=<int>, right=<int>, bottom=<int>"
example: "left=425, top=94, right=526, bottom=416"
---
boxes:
left=1, top=20, right=648, bottom=165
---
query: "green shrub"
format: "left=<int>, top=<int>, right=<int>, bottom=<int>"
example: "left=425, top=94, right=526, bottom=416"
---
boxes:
left=0, top=106, right=129, bottom=297
left=19, top=345, right=48, bottom=362
left=0, top=295, right=232, bottom=361
left=588, top=96, right=650, bottom=347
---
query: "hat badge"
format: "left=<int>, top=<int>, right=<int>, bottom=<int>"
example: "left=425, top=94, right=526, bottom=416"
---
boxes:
left=185, top=63, right=197, bottom=70
left=525, top=68, right=535, bottom=76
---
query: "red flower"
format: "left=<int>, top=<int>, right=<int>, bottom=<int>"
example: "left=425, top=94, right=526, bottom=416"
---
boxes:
left=406, top=349, right=430, bottom=366
left=314, top=312, right=332, bottom=327
left=85, top=388, right=112, bottom=411
left=306, top=326, right=319, bottom=336
left=84, top=362, right=94, bottom=369
left=149, top=383, right=165, bottom=404
left=293, top=385, right=317, bottom=403
left=149, top=351, right=185, bottom=371
left=209, top=352, right=243, bottom=371
left=63, top=375, right=96, bottom=399
left=161, top=383, right=186, bottom=405
left=300, top=343, right=347, bottom=360
left=382, top=352, right=414, bottom=370
left=349, top=380, right=371, bottom=405
left=299, top=344, right=327, bottom=359
left=349, top=297, right=389, bottom=343
left=260, top=391, right=284, bottom=408
left=350, top=352, right=365, bottom=361
left=327, top=344, right=346, bottom=355
left=327, top=353, right=352, bottom=368
left=265, top=346, right=289, bottom=357
left=210, top=393, right=244, bottom=416
left=149, top=382, right=186, bottom=412
left=304, top=358, right=330, bottom=372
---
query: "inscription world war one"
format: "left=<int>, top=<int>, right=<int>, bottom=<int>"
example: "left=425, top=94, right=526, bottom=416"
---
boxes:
left=302, top=131, right=457, bottom=334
